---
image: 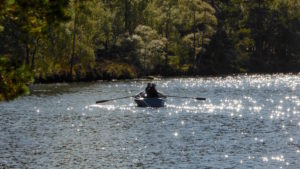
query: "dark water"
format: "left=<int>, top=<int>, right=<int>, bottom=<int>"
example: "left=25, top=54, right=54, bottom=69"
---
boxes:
left=0, top=74, right=300, bottom=168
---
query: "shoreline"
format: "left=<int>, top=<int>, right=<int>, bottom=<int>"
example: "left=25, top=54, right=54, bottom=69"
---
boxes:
left=32, top=72, right=300, bottom=84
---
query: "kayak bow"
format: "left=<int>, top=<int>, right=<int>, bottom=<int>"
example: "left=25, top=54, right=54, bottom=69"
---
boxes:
left=134, top=92, right=165, bottom=107
left=134, top=97, right=165, bottom=107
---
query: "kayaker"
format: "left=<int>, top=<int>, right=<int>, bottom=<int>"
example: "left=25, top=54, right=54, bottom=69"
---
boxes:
left=146, top=83, right=166, bottom=98
left=145, top=83, right=157, bottom=97
left=135, top=83, right=166, bottom=98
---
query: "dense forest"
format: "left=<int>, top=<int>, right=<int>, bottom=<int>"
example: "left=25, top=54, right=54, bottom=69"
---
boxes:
left=0, top=0, right=300, bottom=101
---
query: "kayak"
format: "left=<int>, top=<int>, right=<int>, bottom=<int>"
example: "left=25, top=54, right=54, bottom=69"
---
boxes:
left=134, top=91, right=166, bottom=107
left=134, top=97, right=165, bottom=107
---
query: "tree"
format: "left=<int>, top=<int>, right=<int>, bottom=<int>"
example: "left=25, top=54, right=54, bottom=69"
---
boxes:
left=147, top=0, right=178, bottom=68
left=177, top=0, right=217, bottom=73
left=244, top=0, right=300, bottom=72
left=199, top=0, right=252, bottom=74
left=0, top=0, right=70, bottom=65
left=133, top=25, right=167, bottom=74
left=0, top=0, right=70, bottom=100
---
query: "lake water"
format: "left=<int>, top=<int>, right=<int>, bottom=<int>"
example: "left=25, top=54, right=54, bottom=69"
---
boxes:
left=0, top=74, right=300, bottom=168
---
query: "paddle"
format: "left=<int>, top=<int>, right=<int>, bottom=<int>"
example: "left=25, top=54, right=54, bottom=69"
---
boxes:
left=96, top=95, right=135, bottom=104
left=167, top=95, right=206, bottom=100
left=96, top=94, right=206, bottom=104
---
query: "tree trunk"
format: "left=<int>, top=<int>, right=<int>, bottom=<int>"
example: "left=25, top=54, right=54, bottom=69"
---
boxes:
left=165, top=5, right=171, bottom=69
left=193, top=10, right=196, bottom=72
left=252, top=1, right=264, bottom=72
left=70, top=0, right=78, bottom=81
left=197, top=32, right=204, bottom=74
left=25, top=43, right=30, bottom=65
left=125, top=0, right=130, bottom=33
left=211, top=0, right=214, bottom=7
left=105, top=36, right=109, bottom=50
left=31, top=37, right=40, bottom=71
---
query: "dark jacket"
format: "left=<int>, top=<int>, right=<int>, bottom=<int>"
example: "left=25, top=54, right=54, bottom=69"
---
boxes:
left=146, top=85, right=159, bottom=98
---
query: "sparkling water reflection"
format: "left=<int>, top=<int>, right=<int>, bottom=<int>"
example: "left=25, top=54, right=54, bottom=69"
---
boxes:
left=0, top=74, right=300, bottom=168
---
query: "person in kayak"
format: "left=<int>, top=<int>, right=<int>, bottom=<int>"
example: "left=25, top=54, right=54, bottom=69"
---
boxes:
left=145, top=83, right=166, bottom=98
left=136, top=83, right=166, bottom=98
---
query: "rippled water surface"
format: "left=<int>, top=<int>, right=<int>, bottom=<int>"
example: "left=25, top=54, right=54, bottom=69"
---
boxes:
left=1, top=74, right=300, bottom=168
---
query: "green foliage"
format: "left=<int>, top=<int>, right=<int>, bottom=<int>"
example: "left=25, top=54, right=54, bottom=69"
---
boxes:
left=243, top=0, right=300, bottom=72
left=175, top=0, right=217, bottom=72
left=133, top=25, right=167, bottom=73
left=104, top=62, right=137, bottom=79
left=0, top=55, right=33, bottom=101
left=0, top=0, right=71, bottom=99
left=1, top=0, right=300, bottom=101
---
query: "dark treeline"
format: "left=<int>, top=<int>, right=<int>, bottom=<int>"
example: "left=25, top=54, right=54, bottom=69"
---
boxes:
left=0, top=0, right=300, bottom=100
